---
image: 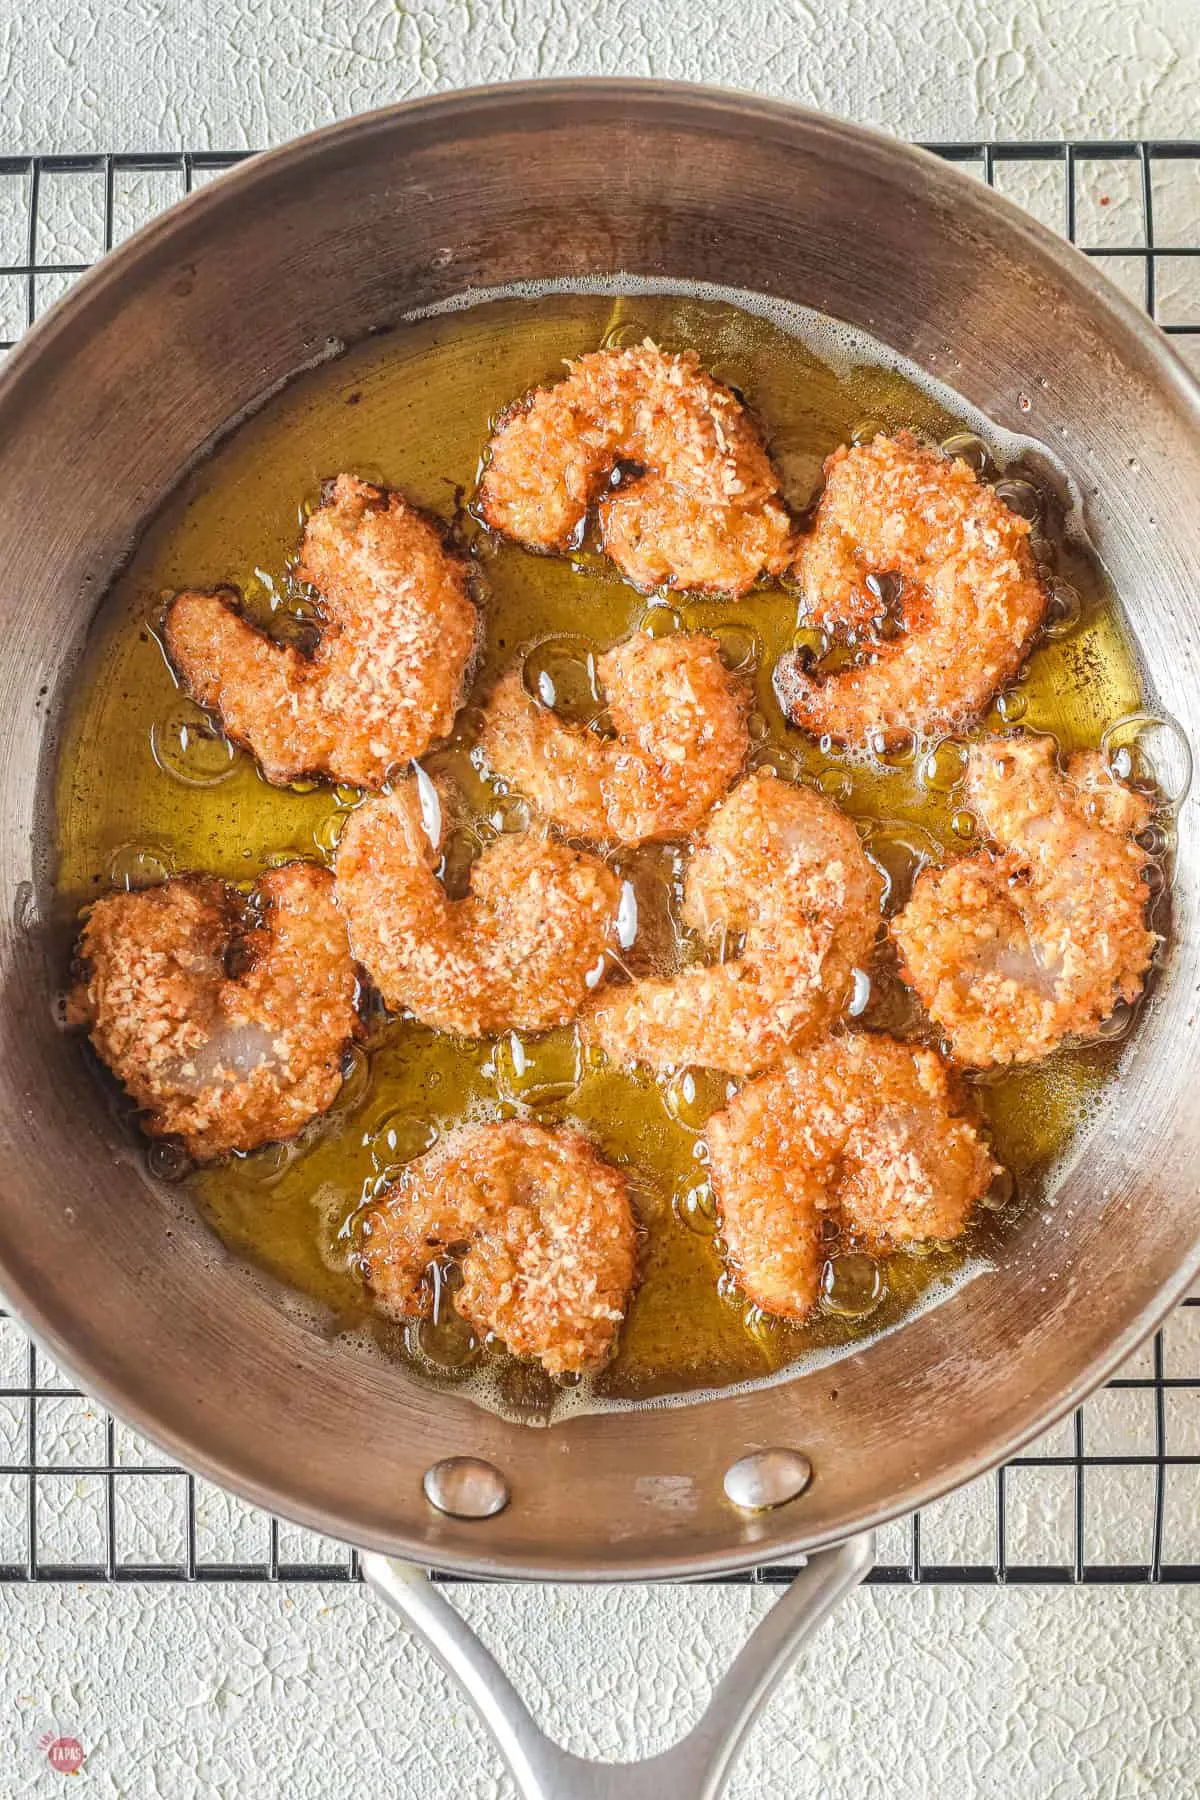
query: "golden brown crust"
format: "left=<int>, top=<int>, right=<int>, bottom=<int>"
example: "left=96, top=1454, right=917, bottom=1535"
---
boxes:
left=334, top=780, right=621, bottom=1036
left=776, top=434, right=1047, bottom=742
left=478, top=342, right=795, bottom=595
left=70, top=863, right=359, bottom=1160
left=359, top=1121, right=638, bottom=1374
left=479, top=631, right=750, bottom=846
left=165, top=475, right=477, bottom=789
left=892, top=734, right=1156, bottom=1065
left=706, top=1033, right=996, bottom=1321
left=583, top=769, right=883, bottom=1075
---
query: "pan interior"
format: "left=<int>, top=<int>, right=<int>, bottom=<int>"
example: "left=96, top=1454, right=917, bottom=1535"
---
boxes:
left=53, top=278, right=1160, bottom=1422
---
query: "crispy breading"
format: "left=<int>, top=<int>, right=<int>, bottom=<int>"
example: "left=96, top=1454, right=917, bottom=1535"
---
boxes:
left=165, top=475, right=477, bottom=789
left=479, top=631, right=750, bottom=846
left=334, top=779, right=621, bottom=1036
left=775, top=434, right=1046, bottom=742
left=893, top=734, right=1156, bottom=1065
left=70, top=863, right=359, bottom=1160
left=478, top=342, right=794, bottom=595
left=360, top=1121, right=638, bottom=1375
left=584, top=769, right=883, bottom=1075
left=706, top=1033, right=996, bottom=1321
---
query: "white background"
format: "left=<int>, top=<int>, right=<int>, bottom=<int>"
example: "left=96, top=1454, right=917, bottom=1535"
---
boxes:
left=3, top=2, right=1200, bottom=1795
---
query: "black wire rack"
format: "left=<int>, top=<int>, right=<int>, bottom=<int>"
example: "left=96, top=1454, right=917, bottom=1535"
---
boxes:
left=0, top=140, right=1197, bottom=1588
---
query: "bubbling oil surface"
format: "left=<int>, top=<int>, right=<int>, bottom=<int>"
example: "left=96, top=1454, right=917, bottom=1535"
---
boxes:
left=53, top=287, right=1153, bottom=1423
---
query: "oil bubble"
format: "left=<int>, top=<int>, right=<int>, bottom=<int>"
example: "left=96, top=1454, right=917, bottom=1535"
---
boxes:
left=746, top=710, right=771, bottom=743
left=918, top=738, right=968, bottom=793
left=370, top=1112, right=438, bottom=1173
left=851, top=417, right=886, bottom=446
left=817, top=766, right=855, bottom=805
left=1101, top=712, right=1192, bottom=809
left=994, top=688, right=1027, bottom=724
left=847, top=968, right=871, bottom=1017
left=750, top=744, right=804, bottom=783
left=790, top=624, right=831, bottom=666
left=980, top=1166, right=1015, bottom=1212
left=146, top=1139, right=194, bottom=1183
left=150, top=704, right=237, bottom=787
left=1097, top=998, right=1137, bottom=1041
left=867, top=728, right=917, bottom=770
left=108, top=842, right=174, bottom=889
left=864, top=821, right=937, bottom=914
left=711, top=623, right=761, bottom=672
left=640, top=605, right=684, bottom=638
left=522, top=636, right=601, bottom=724
left=821, top=1253, right=886, bottom=1317
left=951, top=808, right=978, bottom=840
left=1041, top=580, right=1082, bottom=640
left=663, top=1066, right=736, bottom=1132
left=941, top=432, right=992, bottom=476
left=993, top=477, right=1043, bottom=522
left=313, top=810, right=345, bottom=857
left=414, top=1309, right=480, bottom=1373
left=672, top=1178, right=718, bottom=1236
left=490, top=793, right=532, bottom=835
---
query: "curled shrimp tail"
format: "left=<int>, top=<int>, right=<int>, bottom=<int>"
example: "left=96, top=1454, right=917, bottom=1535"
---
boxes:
left=478, top=343, right=795, bottom=596
left=71, top=862, right=359, bottom=1160
left=479, top=630, right=751, bottom=846
left=335, top=779, right=621, bottom=1036
left=165, top=475, right=478, bottom=789
left=360, top=1121, right=639, bottom=1375
left=774, top=433, right=1046, bottom=743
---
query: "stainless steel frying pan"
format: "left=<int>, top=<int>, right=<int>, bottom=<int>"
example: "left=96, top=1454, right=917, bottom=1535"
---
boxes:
left=0, top=83, right=1197, bottom=1797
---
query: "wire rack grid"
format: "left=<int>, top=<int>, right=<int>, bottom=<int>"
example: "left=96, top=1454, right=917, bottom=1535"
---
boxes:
left=0, top=139, right=1197, bottom=1588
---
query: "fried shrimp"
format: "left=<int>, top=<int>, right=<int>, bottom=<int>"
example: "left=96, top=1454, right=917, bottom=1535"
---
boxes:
left=893, top=734, right=1156, bottom=1066
left=706, top=1033, right=996, bottom=1322
left=69, top=863, right=359, bottom=1161
left=359, top=1121, right=638, bottom=1374
left=775, top=433, right=1046, bottom=742
left=164, top=475, right=477, bottom=789
left=478, top=342, right=795, bottom=595
left=479, top=631, right=750, bottom=846
left=334, top=777, right=621, bottom=1036
left=585, top=769, right=882, bottom=1075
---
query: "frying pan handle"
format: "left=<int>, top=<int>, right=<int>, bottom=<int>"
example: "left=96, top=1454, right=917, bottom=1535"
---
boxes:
left=360, top=1532, right=874, bottom=1800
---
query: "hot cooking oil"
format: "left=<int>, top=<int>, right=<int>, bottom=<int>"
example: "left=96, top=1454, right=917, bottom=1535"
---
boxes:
left=51, top=285, right=1157, bottom=1421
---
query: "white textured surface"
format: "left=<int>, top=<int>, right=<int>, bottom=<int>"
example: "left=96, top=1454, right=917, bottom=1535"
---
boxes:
left=2, top=0, right=1198, bottom=153
left=4, top=3, right=1200, bottom=1795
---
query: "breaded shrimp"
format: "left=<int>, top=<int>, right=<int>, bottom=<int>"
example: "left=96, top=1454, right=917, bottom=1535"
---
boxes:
left=775, top=434, right=1046, bottom=742
left=335, top=777, right=621, bottom=1036
left=359, top=1121, right=638, bottom=1374
left=69, top=863, right=359, bottom=1161
left=893, top=734, right=1156, bottom=1066
left=706, top=1033, right=996, bottom=1322
left=165, top=475, right=477, bottom=789
left=479, top=631, right=750, bottom=846
left=584, top=769, right=883, bottom=1075
left=478, top=342, right=794, bottom=596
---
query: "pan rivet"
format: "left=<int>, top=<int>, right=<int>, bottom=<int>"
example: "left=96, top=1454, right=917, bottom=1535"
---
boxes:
left=423, top=1456, right=510, bottom=1520
left=723, top=1449, right=813, bottom=1512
